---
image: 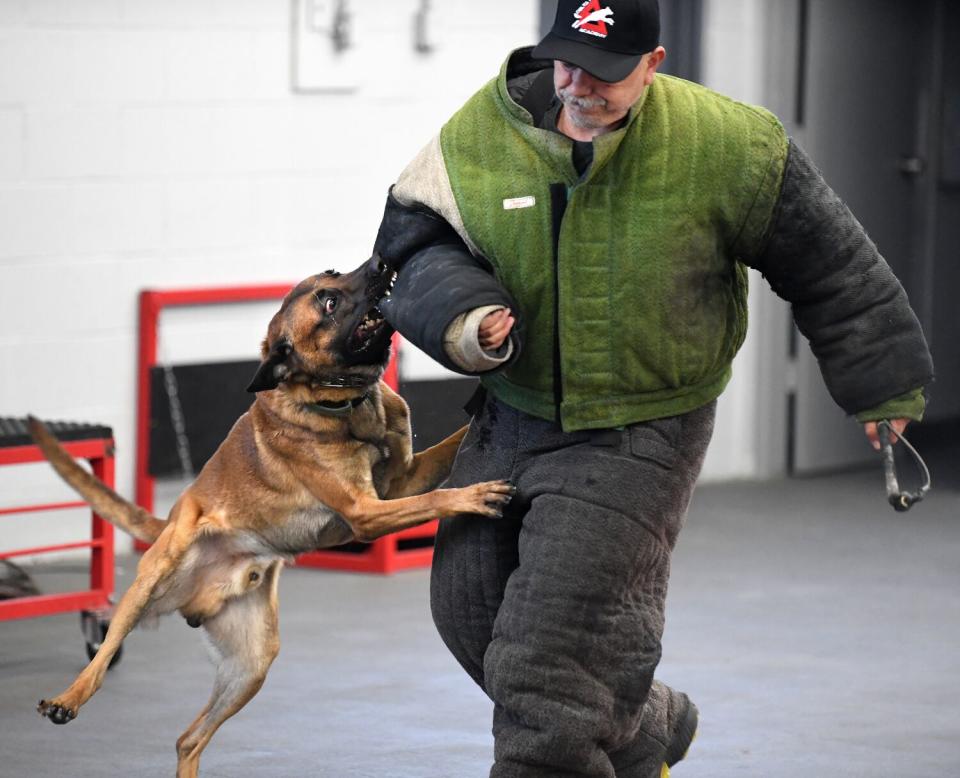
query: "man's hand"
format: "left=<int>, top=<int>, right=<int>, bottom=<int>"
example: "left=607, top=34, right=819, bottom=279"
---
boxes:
left=864, top=418, right=910, bottom=451
left=479, top=308, right=515, bottom=352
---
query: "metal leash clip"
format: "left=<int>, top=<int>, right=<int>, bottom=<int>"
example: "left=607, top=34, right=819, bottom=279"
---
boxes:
left=877, top=420, right=931, bottom=512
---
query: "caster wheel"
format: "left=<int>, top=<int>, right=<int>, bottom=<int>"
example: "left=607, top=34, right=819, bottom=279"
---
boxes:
left=81, top=611, right=123, bottom=668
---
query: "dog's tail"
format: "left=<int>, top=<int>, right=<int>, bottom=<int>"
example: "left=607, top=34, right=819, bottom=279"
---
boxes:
left=27, top=416, right=166, bottom=544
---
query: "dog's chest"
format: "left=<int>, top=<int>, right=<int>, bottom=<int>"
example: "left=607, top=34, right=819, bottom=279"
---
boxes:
left=347, top=433, right=393, bottom=493
left=368, top=442, right=395, bottom=493
left=256, top=503, right=353, bottom=554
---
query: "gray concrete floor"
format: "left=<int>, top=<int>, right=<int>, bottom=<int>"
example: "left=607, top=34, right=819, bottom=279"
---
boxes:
left=1, top=454, right=958, bottom=777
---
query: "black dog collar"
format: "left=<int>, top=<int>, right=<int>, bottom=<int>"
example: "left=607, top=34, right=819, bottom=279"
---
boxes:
left=301, top=394, right=369, bottom=418
left=313, top=375, right=372, bottom=389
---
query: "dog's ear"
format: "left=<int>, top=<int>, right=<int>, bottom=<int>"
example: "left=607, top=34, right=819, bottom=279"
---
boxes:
left=246, top=340, right=292, bottom=393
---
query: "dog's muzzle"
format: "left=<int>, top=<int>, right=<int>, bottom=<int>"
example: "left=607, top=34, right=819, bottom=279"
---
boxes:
left=363, top=253, right=398, bottom=303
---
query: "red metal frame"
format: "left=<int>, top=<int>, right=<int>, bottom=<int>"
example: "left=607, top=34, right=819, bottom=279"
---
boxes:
left=0, top=436, right=116, bottom=621
left=136, top=285, right=297, bottom=515
left=135, top=285, right=425, bottom=574
left=295, top=519, right=439, bottom=574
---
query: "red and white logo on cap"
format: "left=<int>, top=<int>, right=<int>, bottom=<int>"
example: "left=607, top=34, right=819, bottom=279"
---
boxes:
left=572, top=0, right=615, bottom=39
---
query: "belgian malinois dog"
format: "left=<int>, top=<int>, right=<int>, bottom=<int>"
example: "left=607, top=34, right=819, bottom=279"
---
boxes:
left=29, top=255, right=514, bottom=777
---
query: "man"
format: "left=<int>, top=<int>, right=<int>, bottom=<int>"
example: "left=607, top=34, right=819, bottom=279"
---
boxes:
left=371, top=1, right=934, bottom=775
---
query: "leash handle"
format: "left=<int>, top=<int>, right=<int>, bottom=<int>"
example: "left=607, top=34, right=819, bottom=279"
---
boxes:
left=877, top=420, right=931, bottom=512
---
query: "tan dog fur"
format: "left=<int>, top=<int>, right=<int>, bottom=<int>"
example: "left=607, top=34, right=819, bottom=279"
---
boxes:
left=29, top=257, right=512, bottom=777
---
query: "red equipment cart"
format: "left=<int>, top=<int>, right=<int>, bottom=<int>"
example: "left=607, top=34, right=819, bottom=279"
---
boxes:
left=0, top=417, right=121, bottom=665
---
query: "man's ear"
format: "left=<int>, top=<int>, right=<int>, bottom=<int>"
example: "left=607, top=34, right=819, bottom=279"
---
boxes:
left=246, top=341, right=292, bottom=393
left=644, top=46, right=667, bottom=85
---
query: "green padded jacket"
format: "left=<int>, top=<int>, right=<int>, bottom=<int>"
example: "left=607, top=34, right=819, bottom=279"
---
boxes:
left=439, top=61, right=786, bottom=429
left=377, top=49, right=932, bottom=431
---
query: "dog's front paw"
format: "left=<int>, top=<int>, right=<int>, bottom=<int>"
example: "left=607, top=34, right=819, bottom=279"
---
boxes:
left=38, top=698, right=77, bottom=725
left=456, top=480, right=516, bottom=518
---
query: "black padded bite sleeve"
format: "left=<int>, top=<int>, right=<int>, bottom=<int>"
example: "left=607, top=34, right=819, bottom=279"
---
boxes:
left=750, top=140, right=933, bottom=413
left=373, top=190, right=523, bottom=376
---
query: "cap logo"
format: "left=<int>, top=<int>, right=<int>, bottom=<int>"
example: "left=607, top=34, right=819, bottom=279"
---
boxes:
left=572, top=1, right=615, bottom=39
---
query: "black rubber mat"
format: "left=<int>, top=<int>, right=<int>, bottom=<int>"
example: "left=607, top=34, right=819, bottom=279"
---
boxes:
left=0, top=417, right=112, bottom=448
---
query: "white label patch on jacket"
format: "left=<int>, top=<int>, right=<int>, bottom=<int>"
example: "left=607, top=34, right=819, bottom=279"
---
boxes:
left=503, top=196, right=536, bottom=210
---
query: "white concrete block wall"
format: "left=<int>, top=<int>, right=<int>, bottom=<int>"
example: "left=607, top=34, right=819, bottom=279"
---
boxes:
left=0, top=0, right=539, bottom=558
left=697, top=0, right=783, bottom=482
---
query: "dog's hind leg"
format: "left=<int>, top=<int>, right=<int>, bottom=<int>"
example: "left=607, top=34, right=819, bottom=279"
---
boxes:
left=175, top=561, right=282, bottom=778
left=37, top=497, right=204, bottom=725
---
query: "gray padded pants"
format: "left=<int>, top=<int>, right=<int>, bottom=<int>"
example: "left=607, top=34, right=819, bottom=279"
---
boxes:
left=431, top=396, right=716, bottom=778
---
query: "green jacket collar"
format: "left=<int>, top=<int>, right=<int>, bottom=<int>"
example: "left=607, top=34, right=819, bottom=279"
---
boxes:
left=495, top=46, right=650, bottom=183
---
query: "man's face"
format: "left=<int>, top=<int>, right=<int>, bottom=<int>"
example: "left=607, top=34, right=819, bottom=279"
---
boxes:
left=553, top=47, right=665, bottom=132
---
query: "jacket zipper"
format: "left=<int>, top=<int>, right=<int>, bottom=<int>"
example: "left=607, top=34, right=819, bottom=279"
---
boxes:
left=549, top=182, right=568, bottom=423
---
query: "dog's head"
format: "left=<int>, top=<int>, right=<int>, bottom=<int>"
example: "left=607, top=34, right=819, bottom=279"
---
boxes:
left=246, top=254, right=397, bottom=394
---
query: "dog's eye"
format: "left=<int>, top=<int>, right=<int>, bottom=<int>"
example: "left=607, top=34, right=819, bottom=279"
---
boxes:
left=324, top=296, right=337, bottom=315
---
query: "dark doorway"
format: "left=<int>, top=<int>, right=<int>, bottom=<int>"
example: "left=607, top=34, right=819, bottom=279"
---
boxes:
left=776, top=0, right=956, bottom=472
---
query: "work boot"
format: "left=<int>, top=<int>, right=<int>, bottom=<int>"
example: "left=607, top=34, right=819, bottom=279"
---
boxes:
left=615, top=683, right=698, bottom=777
left=657, top=690, right=700, bottom=776
left=664, top=695, right=698, bottom=767
left=660, top=695, right=700, bottom=778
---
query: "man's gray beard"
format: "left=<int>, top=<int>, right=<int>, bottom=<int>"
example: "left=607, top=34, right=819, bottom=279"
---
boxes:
left=557, top=89, right=608, bottom=129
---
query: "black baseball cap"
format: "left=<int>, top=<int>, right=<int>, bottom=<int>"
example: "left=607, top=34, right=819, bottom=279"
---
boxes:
left=531, top=0, right=660, bottom=83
